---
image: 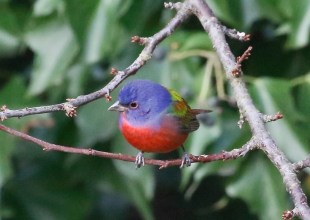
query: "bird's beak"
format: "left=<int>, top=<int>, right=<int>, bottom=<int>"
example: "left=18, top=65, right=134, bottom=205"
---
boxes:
left=108, top=101, right=128, bottom=112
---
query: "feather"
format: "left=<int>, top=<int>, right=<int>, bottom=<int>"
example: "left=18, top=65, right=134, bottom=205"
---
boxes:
left=167, top=89, right=211, bottom=133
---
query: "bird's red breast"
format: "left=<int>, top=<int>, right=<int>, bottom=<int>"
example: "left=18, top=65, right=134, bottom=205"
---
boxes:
left=120, top=113, right=188, bottom=153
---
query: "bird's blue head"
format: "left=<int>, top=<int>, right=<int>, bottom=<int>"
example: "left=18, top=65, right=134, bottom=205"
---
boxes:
left=108, top=80, right=172, bottom=125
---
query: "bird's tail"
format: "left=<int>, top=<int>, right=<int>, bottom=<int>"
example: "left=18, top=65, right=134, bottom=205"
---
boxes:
left=190, top=109, right=212, bottom=115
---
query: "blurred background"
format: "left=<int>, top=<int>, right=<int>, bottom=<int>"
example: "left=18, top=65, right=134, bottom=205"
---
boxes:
left=0, top=0, right=310, bottom=219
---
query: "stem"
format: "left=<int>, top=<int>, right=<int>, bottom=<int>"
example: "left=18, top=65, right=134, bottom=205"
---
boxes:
left=0, top=123, right=255, bottom=169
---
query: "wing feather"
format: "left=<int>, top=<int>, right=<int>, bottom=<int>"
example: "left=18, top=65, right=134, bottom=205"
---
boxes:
left=167, top=89, right=211, bottom=133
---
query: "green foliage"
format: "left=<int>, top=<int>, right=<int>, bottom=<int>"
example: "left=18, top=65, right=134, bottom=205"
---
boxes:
left=250, top=78, right=309, bottom=162
left=0, top=6, right=22, bottom=57
left=0, top=0, right=310, bottom=219
left=227, top=153, right=288, bottom=220
left=0, top=77, right=47, bottom=187
left=25, top=17, right=79, bottom=95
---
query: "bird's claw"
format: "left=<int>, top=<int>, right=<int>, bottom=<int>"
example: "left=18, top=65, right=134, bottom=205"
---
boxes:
left=135, top=152, right=145, bottom=168
left=180, top=153, right=191, bottom=168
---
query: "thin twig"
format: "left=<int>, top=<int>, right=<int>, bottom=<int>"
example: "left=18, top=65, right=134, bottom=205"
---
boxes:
left=0, top=123, right=256, bottom=169
left=282, top=208, right=298, bottom=220
left=221, top=26, right=251, bottom=41
left=236, top=46, right=253, bottom=64
left=169, top=49, right=226, bottom=101
left=262, top=112, right=284, bottom=123
left=293, top=156, right=310, bottom=172
left=231, top=46, right=253, bottom=77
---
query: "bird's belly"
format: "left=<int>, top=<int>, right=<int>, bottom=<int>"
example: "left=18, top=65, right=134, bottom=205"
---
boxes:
left=120, top=118, right=188, bottom=153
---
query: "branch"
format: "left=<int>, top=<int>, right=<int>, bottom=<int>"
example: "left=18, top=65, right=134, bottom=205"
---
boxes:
left=0, top=123, right=256, bottom=169
left=187, top=0, right=310, bottom=218
left=0, top=3, right=191, bottom=120
left=293, top=156, right=310, bottom=172
left=262, top=112, right=284, bottom=123
left=221, top=26, right=251, bottom=41
left=238, top=111, right=284, bottom=128
left=232, top=46, right=252, bottom=77
left=282, top=208, right=298, bottom=220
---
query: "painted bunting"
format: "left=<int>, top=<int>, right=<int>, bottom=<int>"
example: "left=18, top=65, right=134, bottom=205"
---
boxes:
left=108, top=79, right=211, bottom=168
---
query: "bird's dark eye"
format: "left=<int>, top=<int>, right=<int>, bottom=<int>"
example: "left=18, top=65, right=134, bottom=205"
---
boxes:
left=129, top=101, right=138, bottom=109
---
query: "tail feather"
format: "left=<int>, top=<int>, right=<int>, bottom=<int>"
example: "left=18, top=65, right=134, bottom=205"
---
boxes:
left=191, top=109, right=212, bottom=115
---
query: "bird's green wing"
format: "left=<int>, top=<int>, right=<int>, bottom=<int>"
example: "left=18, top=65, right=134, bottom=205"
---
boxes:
left=167, top=89, right=209, bottom=133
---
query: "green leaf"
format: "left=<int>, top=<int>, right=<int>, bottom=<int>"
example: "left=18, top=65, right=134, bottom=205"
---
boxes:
left=208, top=0, right=310, bottom=39
left=33, top=0, right=65, bottom=17
left=0, top=128, right=14, bottom=187
left=119, top=0, right=163, bottom=34
left=0, top=78, right=25, bottom=186
left=249, top=78, right=309, bottom=161
left=165, top=31, right=213, bottom=52
left=294, top=74, right=310, bottom=147
left=76, top=99, right=118, bottom=146
left=3, top=162, right=91, bottom=220
left=66, top=63, right=90, bottom=98
left=181, top=32, right=212, bottom=51
left=124, top=180, right=154, bottom=220
left=226, top=154, right=289, bottom=220
left=296, top=74, right=310, bottom=118
left=285, top=0, right=310, bottom=48
left=207, top=0, right=244, bottom=29
left=25, top=17, right=79, bottom=95
left=0, top=77, right=47, bottom=186
left=0, top=7, right=23, bottom=57
left=66, top=0, right=127, bottom=63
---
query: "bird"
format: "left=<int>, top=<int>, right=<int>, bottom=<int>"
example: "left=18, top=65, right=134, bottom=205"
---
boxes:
left=108, top=79, right=211, bottom=168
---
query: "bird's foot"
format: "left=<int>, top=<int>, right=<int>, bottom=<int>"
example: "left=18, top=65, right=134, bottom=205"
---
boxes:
left=180, top=152, right=191, bottom=168
left=135, top=151, right=145, bottom=169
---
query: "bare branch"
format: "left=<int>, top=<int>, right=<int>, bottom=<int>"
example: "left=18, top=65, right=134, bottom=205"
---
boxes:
left=188, top=0, right=310, bottom=218
left=293, top=156, right=310, bottom=172
left=0, top=123, right=256, bottom=169
left=0, top=2, right=191, bottom=120
left=221, top=26, right=251, bottom=41
left=239, top=111, right=284, bottom=129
